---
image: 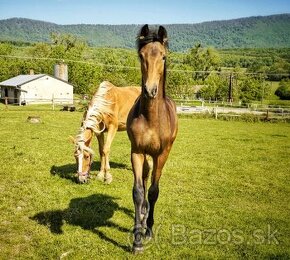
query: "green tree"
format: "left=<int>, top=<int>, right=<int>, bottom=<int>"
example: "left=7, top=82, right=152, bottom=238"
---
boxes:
left=275, top=79, right=290, bottom=100
left=237, top=75, right=270, bottom=103
left=197, top=73, right=228, bottom=100
left=184, top=44, right=220, bottom=82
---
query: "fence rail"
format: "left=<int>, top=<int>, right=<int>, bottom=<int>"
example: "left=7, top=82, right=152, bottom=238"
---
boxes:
left=0, top=96, right=76, bottom=110
left=176, top=104, right=290, bottom=120
left=1, top=96, right=290, bottom=121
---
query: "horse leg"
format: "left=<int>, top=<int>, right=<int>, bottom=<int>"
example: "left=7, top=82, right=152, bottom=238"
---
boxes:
left=103, top=125, right=117, bottom=184
left=146, top=149, right=170, bottom=239
left=141, top=156, right=150, bottom=230
left=131, top=152, right=145, bottom=253
left=96, top=133, right=105, bottom=181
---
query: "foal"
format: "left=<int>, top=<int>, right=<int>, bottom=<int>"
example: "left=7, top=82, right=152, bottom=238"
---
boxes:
left=127, top=25, right=178, bottom=253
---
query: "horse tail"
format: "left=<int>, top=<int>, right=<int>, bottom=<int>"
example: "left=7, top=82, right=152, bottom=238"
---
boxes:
left=82, top=81, right=114, bottom=134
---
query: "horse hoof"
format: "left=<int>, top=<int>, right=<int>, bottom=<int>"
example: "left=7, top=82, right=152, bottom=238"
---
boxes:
left=132, top=245, right=144, bottom=254
left=104, top=173, right=112, bottom=184
left=96, top=172, right=105, bottom=181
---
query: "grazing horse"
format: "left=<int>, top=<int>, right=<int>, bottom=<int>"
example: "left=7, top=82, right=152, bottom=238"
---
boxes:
left=127, top=25, right=178, bottom=253
left=74, top=81, right=140, bottom=184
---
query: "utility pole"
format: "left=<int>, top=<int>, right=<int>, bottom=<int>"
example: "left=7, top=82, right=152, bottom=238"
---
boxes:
left=228, top=73, right=233, bottom=103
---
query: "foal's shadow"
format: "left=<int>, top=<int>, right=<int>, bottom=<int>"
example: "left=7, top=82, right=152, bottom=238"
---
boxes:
left=50, top=161, right=129, bottom=182
left=31, top=194, right=133, bottom=252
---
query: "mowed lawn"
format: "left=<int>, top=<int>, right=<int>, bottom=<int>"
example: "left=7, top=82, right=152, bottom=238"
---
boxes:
left=0, top=108, right=289, bottom=259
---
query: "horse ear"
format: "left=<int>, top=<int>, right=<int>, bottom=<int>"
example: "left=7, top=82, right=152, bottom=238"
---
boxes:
left=140, top=24, right=149, bottom=38
left=158, top=26, right=168, bottom=45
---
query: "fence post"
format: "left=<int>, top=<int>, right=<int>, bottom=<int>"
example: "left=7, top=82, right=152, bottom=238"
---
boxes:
left=52, top=94, right=55, bottom=111
left=5, top=97, right=8, bottom=109
left=281, top=108, right=284, bottom=118
left=215, top=106, right=218, bottom=119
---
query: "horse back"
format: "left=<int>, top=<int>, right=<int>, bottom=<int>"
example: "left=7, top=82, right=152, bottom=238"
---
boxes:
left=108, top=86, right=141, bottom=130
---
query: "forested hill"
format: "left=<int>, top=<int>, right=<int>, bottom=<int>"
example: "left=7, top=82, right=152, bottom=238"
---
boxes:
left=0, top=14, right=290, bottom=51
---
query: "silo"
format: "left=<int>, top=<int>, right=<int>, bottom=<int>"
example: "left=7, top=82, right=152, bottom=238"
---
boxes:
left=54, top=63, right=68, bottom=81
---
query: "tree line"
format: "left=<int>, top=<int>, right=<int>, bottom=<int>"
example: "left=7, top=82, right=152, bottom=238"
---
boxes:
left=0, top=34, right=289, bottom=103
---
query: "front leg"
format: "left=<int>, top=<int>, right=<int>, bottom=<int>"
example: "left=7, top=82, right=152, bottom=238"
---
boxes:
left=141, top=156, right=150, bottom=230
left=146, top=148, right=171, bottom=239
left=131, top=152, right=145, bottom=254
left=103, top=125, right=117, bottom=184
left=96, top=132, right=105, bottom=181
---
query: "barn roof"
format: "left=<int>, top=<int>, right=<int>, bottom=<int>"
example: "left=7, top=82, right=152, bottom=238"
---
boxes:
left=0, top=74, right=46, bottom=87
left=0, top=74, right=73, bottom=88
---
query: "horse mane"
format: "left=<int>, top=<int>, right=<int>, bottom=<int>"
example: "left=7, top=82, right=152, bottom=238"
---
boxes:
left=82, top=81, right=114, bottom=132
left=136, top=25, right=168, bottom=52
left=75, top=82, right=114, bottom=153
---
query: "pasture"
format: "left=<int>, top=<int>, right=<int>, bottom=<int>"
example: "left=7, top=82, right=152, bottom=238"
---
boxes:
left=0, top=107, right=289, bottom=259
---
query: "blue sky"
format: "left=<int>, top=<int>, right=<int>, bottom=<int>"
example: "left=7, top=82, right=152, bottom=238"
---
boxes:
left=0, top=0, right=289, bottom=24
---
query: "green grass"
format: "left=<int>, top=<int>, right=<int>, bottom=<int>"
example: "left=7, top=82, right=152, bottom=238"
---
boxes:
left=0, top=108, right=290, bottom=259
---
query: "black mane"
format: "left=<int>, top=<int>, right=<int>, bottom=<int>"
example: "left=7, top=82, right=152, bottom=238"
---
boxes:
left=136, top=26, right=168, bottom=52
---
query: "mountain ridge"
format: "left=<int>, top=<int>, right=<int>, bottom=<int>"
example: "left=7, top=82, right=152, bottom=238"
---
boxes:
left=0, top=14, right=290, bottom=51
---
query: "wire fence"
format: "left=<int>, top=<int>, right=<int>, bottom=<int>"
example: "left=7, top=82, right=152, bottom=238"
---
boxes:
left=0, top=96, right=77, bottom=111
left=1, top=96, right=290, bottom=121
left=1, top=54, right=290, bottom=77
left=175, top=98, right=290, bottom=121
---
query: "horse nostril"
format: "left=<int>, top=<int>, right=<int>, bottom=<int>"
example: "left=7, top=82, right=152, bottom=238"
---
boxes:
left=144, top=85, right=157, bottom=98
left=144, top=86, right=149, bottom=97
left=152, top=88, right=157, bottom=97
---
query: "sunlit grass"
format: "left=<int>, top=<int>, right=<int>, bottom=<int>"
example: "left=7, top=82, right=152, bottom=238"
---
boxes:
left=0, top=109, right=289, bottom=259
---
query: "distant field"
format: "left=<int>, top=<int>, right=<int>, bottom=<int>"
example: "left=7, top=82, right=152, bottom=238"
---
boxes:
left=0, top=109, right=289, bottom=259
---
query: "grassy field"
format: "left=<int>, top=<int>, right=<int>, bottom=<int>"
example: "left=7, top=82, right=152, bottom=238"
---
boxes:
left=0, top=107, right=289, bottom=259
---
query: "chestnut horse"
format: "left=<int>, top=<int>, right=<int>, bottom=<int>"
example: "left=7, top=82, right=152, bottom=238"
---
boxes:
left=127, top=25, right=178, bottom=253
left=74, top=81, right=140, bottom=183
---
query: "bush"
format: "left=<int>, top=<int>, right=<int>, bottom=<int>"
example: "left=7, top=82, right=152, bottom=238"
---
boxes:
left=275, top=79, right=290, bottom=100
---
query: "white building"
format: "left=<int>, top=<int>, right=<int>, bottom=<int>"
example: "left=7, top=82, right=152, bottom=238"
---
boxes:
left=0, top=74, right=73, bottom=105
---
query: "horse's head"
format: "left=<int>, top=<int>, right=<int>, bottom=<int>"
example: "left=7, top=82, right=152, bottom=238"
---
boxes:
left=137, top=24, right=168, bottom=99
left=73, top=131, right=95, bottom=183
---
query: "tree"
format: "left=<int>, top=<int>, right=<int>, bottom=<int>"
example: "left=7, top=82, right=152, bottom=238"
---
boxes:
left=196, top=73, right=228, bottom=100
left=275, top=79, right=290, bottom=100
left=237, top=74, right=271, bottom=103
left=184, top=44, right=220, bottom=82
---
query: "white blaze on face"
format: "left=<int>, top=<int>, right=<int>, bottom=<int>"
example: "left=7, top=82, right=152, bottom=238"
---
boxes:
left=78, top=150, right=84, bottom=173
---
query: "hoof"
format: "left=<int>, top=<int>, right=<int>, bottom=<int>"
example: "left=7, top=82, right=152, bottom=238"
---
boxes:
left=132, top=245, right=144, bottom=254
left=104, top=173, right=113, bottom=184
left=96, top=171, right=105, bottom=182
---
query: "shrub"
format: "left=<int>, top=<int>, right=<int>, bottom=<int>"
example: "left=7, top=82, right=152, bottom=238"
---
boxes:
left=275, top=79, right=290, bottom=100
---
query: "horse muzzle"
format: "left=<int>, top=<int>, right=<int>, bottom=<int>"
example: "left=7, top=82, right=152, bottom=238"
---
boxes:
left=77, top=171, right=90, bottom=183
left=144, top=85, right=158, bottom=99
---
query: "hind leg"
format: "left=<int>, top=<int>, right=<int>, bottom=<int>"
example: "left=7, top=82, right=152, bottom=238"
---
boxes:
left=103, top=125, right=117, bottom=184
